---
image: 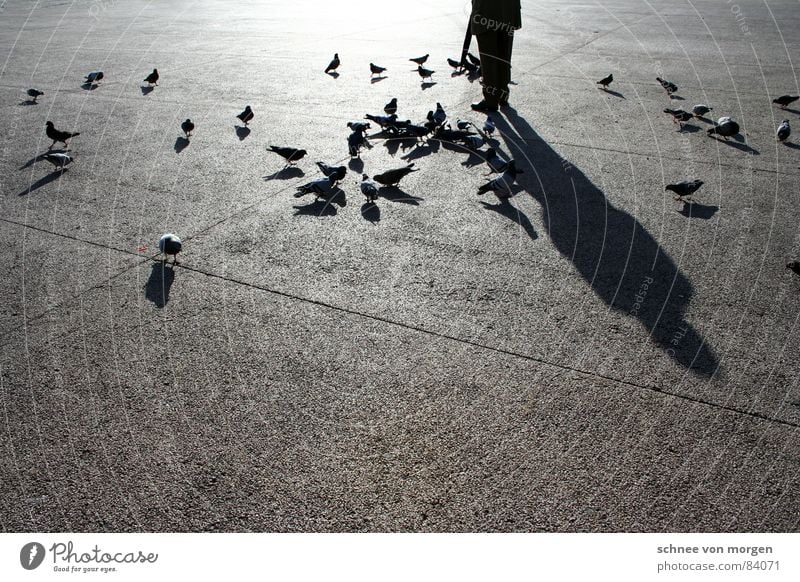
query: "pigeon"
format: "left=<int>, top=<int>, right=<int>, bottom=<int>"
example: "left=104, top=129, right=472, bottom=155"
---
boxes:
left=27, top=88, right=44, bottom=102
left=456, top=119, right=472, bottom=131
left=433, top=126, right=474, bottom=142
left=45, top=121, right=80, bottom=148
left=348, top=130, right=368, bottom=157
left=692, top=104, right=713, bottom=118
left=365, top=113, right=398, bottom=128
left=373, top=163, right=419, bottom=187
left=384, top=98, right=398, bottom=115
left=294, top=176, right=336, bottom=198
left=777, top=119, right=791, bottom=142
left=370, top=63, right=386, bottom=77
left=665, top=179, right=703, bottom=202
left=268, top=145, right=307, bottom=165
left=409, top=54, right=429, bottom=65
left=159, top=233, right=182, bottom=263
left=360, top=174, right=379, bottom=203
left=447, top=57, right=462, bottom=70
left=347, top=121, right=371, bottom=134
left=656, top=77, right=677, bottom=94
left=433, top=102, right=447, bottom=126
left=483, top=116, right=496, bottom=136
left=397, top=123, right=432, bottom=141
left=664, top=108, right=693, bottom=127
left=417, top=65, right=435, bottom=80
left=466, top=52, right=481, bottom=67
left=462, top=135, right=485, bottom=150
left=316, top=162, right=347, bottom=183
left=597, top=74, right=613, bottom=89
left=181, top=119, right=194, bottom=138
left=144, top=68, right=159, bottom=85
left=772, top=95, right=799, bottom=109
left=85, top=71, right=104, bottom=83
left=42, top=152, right=73, bottom=169
left=477, top=160, right=522, bottom=196
left=325, top=53, right=340, bottom=74
left=485, top=147, right=510, bottom=173
left=462, top=60, right=479, bottom=75
left=707, top=117, right=740, bottom=140
left=786, top=261, right=800, bottom=275
left=237, top=105, right=254, bottom=126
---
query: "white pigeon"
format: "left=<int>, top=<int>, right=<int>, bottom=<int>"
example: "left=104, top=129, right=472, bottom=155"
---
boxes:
left=777, top=119, right=791, bottom=142
left=42, top=152, right=73, bottom=169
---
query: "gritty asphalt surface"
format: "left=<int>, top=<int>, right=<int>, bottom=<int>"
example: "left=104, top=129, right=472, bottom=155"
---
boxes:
left=1, top=0, right=799, bottom=532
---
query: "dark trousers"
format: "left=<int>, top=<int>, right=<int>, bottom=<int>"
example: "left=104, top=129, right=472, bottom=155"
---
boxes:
left=476, top=30, right=514, bottom=106
left=475, top=30, right=514, bottom=106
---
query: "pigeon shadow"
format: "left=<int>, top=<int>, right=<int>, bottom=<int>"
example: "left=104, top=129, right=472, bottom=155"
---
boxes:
left=361, top=202, right=380, bottom=224
left=293, top=198, right=338, bottom=217
left=174, top=137, right=190, bottom=153
left=668, top=94, right=685, bottom=101
left=348, top=158, right=364, bottom=172
left=18, top=100, right=39, bottom=106
left=140, top=85, right=155, bottom=96
left=81, top=82, right=99, bottom=91
left=678, top=202, right=719, bottom=220
left=709, top=136, right=760, bottom=155
left=144, top=262, right=175, bottom=308
left=497, top=107, right=719, bottom=376
left=263, top=166, right=304, bottom=180
left=479, top=199, right=538, bottom=240
left=782, top=141, right=800, bottom=150
left=17, top=169, right=66, bottom=196
left=19, top=150, right=66, bottom=170
left=677, top=124, right=702, bottom=133
left=461, top=151, right=487, bottom=168
left=326, top=71, right=340, bottom=79
left=401, top=141, right=439, bottom=161
left=601, top=88, right=626, bottom=99
left=370, top=76, right=387, bottom=84
left=421, top=82, right=437, bottom=90
left=779, top=107, right=800, bottom=116
left=383, top=137, right=418, bottom=156
left=378, top=186, right=422, bottom=205
left=235, top=126, right=251, bottom=141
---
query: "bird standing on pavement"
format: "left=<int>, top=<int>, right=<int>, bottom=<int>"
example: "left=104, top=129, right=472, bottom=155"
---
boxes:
left=477, top=160, right=522, bottom=196
left=692, top=104, right=712, bottom=118
left=181, top=119, right=194, bottom=138
left=325, top=53, right=340, bottom=74
left=484, top=147, right=510, bottom=173
left=237, top=105, right=254, bottom=126
left=597, top=74, right=613, bottom=89
left=45, top=121, right=80, bottom=148
left=433, top=102, right=447, bottom=126
left=159, top=234, right=182, bottom=264
left=384, top=98, right=398, bottom=115
left=348, top=130, right=368, bottom=158
left=665, top=180, right=703, bottom=202
left=268, top=145, right=307, bottom=165
left=664, top=108, right=693, bottom=128
left=656, top=77, right=677, bottom=95
left=417, top=65, right=435, bottom=80
left=144, top=68, right=159, bottom=85
left=777, top=119, right=791, bottom=142
left=85, top=71, right=104, bottom=84
left=347, top=121, right=371, bottom=134
left=373, top=163, right=418, bottom=187
left=27, top=89, right=43, bottom=102
left=43, top=152, right=73, bottom=169
left=409, top=54, right=429, bottom=65
left=772, top=95, right=799, bottom=109
left=360, top=174, right=379, bottom=203
left=370, top=63, right=386, bottom=77
left=316, top=162, right=347, bottom=184
left=707, top=117, right=740, bottom=140
left=483, top=116, right=496, bottom=136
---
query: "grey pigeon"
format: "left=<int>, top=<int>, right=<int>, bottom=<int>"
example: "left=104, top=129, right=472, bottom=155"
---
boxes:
left=656, top=77, right=677, bottom=94
left=295, top=176, right=335, bottom=198
left=483, top=116, right=496, bottom=136
left=316, top=162, right=347, bottom=183
left=347, top=121, right=371, bottom=134
left=237, top=105, right=254, bottom=126
left=664, top=108, right=693, bottom=126
left=43, top=152, right=73, bottom=169
left=374, top=163, right=418, bottom=187
left=85, top=71, right=104, bottom=83
left=485, top=147, right=510, bottom=173
left=144, top=68, right=159, bottom=85
left=477, top=160, right=522, bottom=196
left=597, top=74, right=613, bottom=89
left=45, top=121, right=80, bottom=148
left=360, top=174, right=379, bottom=203
left=456, top=119, right=471, bottom=131
left=159, top=233, right=182, bottom=263
left=365, top=113, right=398, bottom=128
left=777, top=119, right=791, bottom=142
left=462, top=135, right=485, bottom=150
left=370, top=62, right=386, bottom=77
left=692, top=104, right=712, bottom=117
left=773, top=95, right=799, bottom=109
left=433, top=102, right=447, bottom=126
left=384, top=98, right=398, bottom=115
left=417, top=65, right=435, bottom=80
left=466, top=52, right=481, bottom=67
left=181, top=119, right=194, bottom=137
left=707, top=117, right=740, bottom=140
left=27, top=88, right=43, bottom=102
left=268, top=145, right=307, bottom=165
left=348, top=130, right=368, bottom=158
left=665, top=180, right=703, bottom=202
left=325, top=53, right=340, bottom=74
left=447, top=57, right=462, bottom=70
left=409, top=54, right=429, bottom=65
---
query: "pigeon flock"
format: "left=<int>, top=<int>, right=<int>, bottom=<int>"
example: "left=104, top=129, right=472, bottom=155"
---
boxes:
left=21, top=60, right=800, bottom=275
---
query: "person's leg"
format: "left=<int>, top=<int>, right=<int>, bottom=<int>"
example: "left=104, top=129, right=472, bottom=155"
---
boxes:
left=497, top=31, right=514, bottom=106
left=474, top=31, right=501, bottom=111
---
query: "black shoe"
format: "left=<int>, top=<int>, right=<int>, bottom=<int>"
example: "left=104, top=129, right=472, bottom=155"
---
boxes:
left=471, top=100, right=498, bottom=113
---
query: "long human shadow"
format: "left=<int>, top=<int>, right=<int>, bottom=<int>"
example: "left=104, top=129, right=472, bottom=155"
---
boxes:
left=144, top=262, right=175, bottom=308
left=496, top=108, right=719, bottom=376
